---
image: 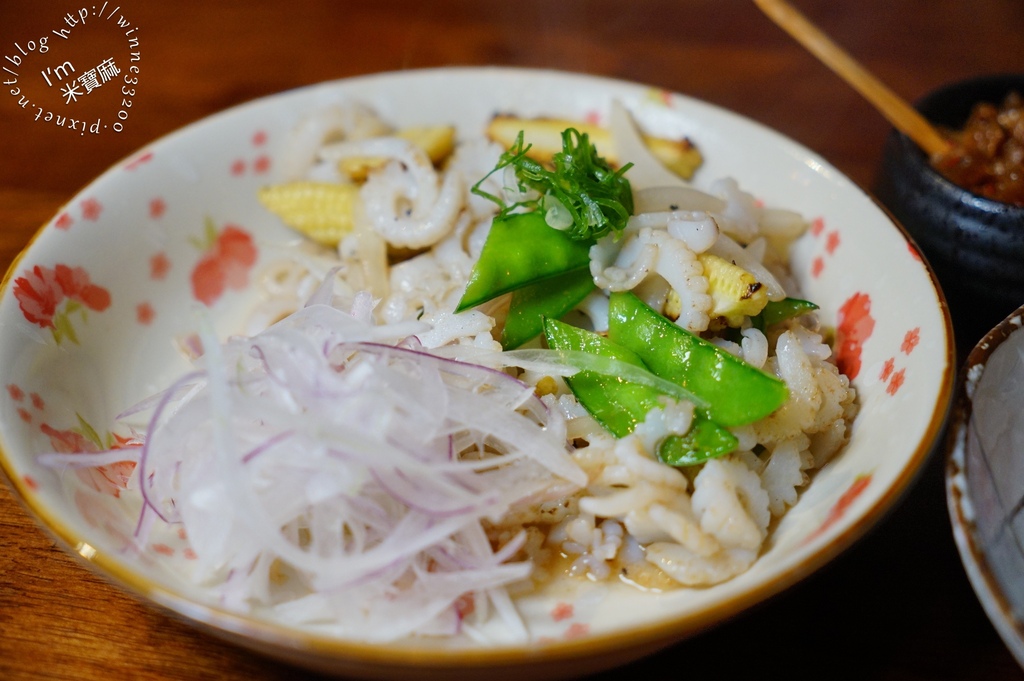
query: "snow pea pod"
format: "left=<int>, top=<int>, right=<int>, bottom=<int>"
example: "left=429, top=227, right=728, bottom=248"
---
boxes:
left=544, top=317, right=663, bottom=437
left=607, top=292, right=788, bottom=427
left=543, top=318, right=737, bottom=464
left=455, top=211, right=592, bottom=312
left=753, top=297, right=820, bottom=331
left=657, top=419, right=741, bottom=467
left=501, top=269, right=595, bottom=349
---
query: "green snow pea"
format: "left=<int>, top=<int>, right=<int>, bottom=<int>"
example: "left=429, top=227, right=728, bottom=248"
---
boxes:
left=543, top=318, right=738, bottom=465
left=657, top=419, right=741, bottom=467
left=501, top=268, right=596, bottom=349
left=753, top=297, right=820, bottom=331
left=607, top=291, right=788, bottom=427
left=543, top=317, right=662, bottom=437
left=454, top=211, right=592, bottom=313
left=458, top=125, right=633, bottom=315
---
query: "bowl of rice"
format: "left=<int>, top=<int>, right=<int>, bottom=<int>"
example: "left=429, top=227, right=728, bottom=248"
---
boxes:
left=0, top=67, right=955, bottom=679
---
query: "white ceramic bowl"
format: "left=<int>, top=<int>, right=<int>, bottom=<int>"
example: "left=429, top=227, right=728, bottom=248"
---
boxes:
left=0, top=67, right=955, bottom=679
left=947, top=304, right=1024, bottom=669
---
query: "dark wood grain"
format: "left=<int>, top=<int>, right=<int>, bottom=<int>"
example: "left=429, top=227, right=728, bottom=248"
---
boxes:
left=2, top=2, right=1024, bottom=679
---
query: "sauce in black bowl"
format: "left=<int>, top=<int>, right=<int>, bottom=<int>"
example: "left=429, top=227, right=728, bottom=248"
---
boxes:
left=874, top=74, right=1024, bottom=357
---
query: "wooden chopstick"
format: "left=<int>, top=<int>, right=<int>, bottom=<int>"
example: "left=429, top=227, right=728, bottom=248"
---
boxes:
left=754, top=0, right=951, bottom=158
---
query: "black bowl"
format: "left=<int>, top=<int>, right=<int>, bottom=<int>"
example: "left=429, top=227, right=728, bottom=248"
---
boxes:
left=874, top=74, right=1024, bottom=354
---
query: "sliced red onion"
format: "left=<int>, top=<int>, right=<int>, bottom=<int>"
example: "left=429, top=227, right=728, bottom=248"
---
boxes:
left=125, top=302, right=584, bottom=641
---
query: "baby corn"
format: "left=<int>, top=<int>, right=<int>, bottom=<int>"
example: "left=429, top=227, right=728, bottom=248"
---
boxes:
left=257, top=181, right=359, bottom=248
left=486, top=115, right=703, bottom=180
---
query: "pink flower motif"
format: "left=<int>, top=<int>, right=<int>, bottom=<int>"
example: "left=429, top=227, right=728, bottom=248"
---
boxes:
left=7, top=384, right=24, bottom=401
left=880, top=357, right=895, bottom=381
left=42, top=423, right=94, bottom=452
left=137, top=302, right=155, bottom=325
left=150, top=252, right=171, bottom=280
left=804, top=474, right=873, bottom=544
left=190, top=222, right=258, bottom=306
left=253, top=155, right=271, bottom=174
left=55, top=213, right=73, bottom=230
left=217, top=225, right=258, bottom=286
left=230, top=159, right=246, bottom=176
left=13, top=264, right=111, bottom=340
left=13, top=265, right=63, bottom=328
left=192, top=257, right=226, bottom=306
left=149, top=198, right=166, bottom=219
left=901, top=328, right=920, bottom=355
left=30, top=393, right=44, bottom=410
left=551, top=603, right=574, bottom=622
left=81, top=198, right=102, bottom=221
left=825, top=230, right=841, bottom=255
left=887, top=368, right=906, bottom=395
left=40, top=423, right=140, bottom=497
left=811, top=256, right=824, bottom=278
left=835, top=292, right=875, bottom=381
left=54, top=264, right=112, bottom=311
left=252, top=130, right=268, bottom=146
left=810, top=217, right=825, bottom=236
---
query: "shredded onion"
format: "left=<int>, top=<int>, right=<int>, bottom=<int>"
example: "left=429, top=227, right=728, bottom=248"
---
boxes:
left=633, top=186, right=725, bottom=214
left=130, top=302, right=585, bottom=641
left=609, top=99, right=687, bottom=191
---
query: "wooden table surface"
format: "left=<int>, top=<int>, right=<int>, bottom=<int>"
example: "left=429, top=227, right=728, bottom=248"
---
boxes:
left=2, top=1, right=1023, bottom=679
